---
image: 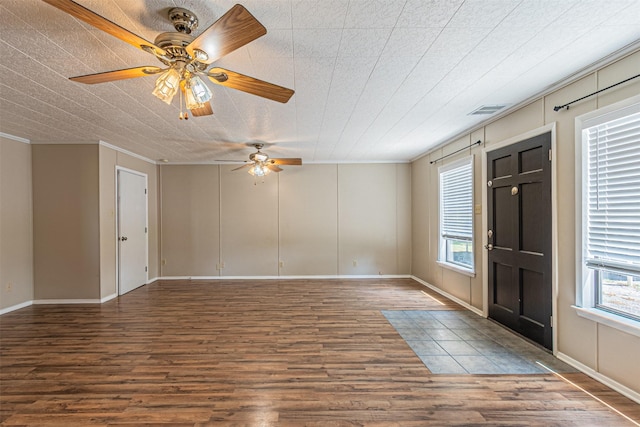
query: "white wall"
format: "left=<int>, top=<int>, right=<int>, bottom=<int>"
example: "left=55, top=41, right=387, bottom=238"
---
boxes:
left=0, top=142, right=160, bottom=304
left=279, top=164, right=338, bottom=276
left=32, top=144, right=101, bottom=300
left=159, top=165, right=221, bottom=277
left=159, top=163, right=411, bottom=277
left=411, top=50, right=640, bottom=397
left=99, top=145, right=160, bottom=298
left=0, top=137, right=33, bottom=312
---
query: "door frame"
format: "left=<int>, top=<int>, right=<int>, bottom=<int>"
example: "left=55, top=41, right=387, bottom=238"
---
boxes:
left=115, top=166, right=149, bottom=295
left=481, top=123, right=558, bottom=353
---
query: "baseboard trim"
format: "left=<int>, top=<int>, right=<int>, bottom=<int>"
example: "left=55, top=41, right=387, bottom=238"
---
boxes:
left=33, top=299, right=103, bottom=305
left=411, top=275, right=484, bottom=317
left=100, top=293, right=117, bottom=303
left=155, top=274, right=412, bottom=281
left=0, top=300, right=33, bottom=315
left=147, top=277, right=160, bottom=284
left=556, top=352, right=640, bottom=405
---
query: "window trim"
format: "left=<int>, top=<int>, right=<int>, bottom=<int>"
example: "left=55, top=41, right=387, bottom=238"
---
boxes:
left=573, top=306, right=640, bottom=339
left=436, top=260, right=476, bottom=277
left=575, top=94, right=640, bottom=334
left=438, top=156, right=475, bottom=275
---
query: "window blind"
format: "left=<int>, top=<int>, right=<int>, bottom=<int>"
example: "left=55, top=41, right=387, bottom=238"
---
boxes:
left=440, top=159, right=473, bottom=241
left=586, top=110, right=640, bottom=275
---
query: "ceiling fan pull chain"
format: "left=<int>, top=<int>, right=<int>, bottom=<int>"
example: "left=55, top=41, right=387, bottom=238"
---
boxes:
left=179, top=88, right=188, bottom=120
left=183, top=86, right=189, bottom=120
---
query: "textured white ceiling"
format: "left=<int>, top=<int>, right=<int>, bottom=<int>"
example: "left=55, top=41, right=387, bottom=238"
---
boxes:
left=1, top=0, right=639, bottom=163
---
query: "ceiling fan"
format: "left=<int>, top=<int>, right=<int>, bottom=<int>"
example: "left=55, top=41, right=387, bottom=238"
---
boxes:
left=41, top=0, right=295, bottom=118
left=225, top=144, right=302, bottom=177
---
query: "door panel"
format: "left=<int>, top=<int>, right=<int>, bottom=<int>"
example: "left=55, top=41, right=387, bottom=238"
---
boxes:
left=519, top=145, right=544, bottom=173
left=118, top=170, right=147, bottom=295
left=487, top=132, right=552, bottom=350
left=520, top=182, right=544, bottom=254
left=492, top=155, right=512, bottom=178
left=494, top=263, right=515, bottom=312
left=493, top=186, right=513, bottom=249
left=521, top=269, right=545, bottom=323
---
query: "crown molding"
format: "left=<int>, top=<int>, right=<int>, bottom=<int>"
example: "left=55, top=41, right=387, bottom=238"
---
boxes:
left=99, top=141, right=157, bottom=165
left=0, top=132, right=30, bottom=144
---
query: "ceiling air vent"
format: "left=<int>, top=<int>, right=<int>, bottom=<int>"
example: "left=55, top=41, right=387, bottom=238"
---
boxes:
left=468, top=105, right=507, bottom=115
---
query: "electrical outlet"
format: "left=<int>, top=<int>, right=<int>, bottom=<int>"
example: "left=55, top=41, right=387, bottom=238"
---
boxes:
left=474, top=204, right=482, bottom=215
left=279, top=261, right=284, bottom=268
left=353, top=260, right=358, bottom=267
left=161, top=259, right=167, bottom=266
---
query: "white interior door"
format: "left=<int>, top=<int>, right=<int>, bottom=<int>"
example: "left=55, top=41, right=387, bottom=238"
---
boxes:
left=117, top=169, right=148, bottom=295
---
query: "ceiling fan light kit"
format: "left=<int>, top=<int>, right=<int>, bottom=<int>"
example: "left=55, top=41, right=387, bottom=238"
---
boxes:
left=248, top=163, right=271, bottom=177
left=221, top=143, right=301, bottom=180
left=152, top=64, right=183, bottom=104
left=42, top=0, right=295, bottom=120
left=184, top=75, right=212, bottom=110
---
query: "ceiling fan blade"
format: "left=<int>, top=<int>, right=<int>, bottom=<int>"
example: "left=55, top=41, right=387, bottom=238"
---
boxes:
left=189, top=101, right=214, bottom=117
left=69, top=66, right=163, bottom=84
left=231, top=163, right=252, bottom=171
left=208, top=68, right=294, bottom=103
left=266, top=164, right=283, bottom=173
left=270, top=158, right=302, bottom=166
left=186, top=4, right=266, bottom=65
left=42, top=0, right=166, bottom=57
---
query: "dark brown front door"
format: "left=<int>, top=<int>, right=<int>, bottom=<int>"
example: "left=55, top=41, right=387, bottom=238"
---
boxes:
left=487, top=132, right=552, bottom=350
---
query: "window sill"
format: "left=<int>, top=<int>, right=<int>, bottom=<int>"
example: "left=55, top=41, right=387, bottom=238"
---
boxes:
left=573, top=306, right=640, bottom=338
left=437, top=261, right=475, bottom=278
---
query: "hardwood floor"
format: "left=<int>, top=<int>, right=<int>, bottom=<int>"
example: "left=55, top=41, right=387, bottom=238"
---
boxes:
left=1, top=278, right=638, bottom=426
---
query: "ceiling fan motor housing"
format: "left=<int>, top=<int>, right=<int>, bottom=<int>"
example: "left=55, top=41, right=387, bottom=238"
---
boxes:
left=248, top=144, right=269, bottom=162
left=168, top=8, right=198, bottom=34
left=153, top=32, right=207, bottom=72
left=250, top=152, right=269, bottom=162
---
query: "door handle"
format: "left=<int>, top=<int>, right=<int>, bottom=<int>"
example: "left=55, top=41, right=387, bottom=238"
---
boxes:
left=484, top=243, right=493, bottom=250
left=120, top=236, right=128, bottom=241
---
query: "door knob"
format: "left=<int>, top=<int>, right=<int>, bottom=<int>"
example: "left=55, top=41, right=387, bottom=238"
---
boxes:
left=484, top=243, right=493, bottom=250
left=120, top=236, right=128, bottom=241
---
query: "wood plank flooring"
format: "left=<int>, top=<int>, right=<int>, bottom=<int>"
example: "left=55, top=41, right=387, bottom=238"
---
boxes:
left=1, top=278, right=638, bottom=426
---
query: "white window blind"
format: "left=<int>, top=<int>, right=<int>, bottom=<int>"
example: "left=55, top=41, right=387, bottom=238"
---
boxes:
left=440, top=159, right=473, bottom=242
left=585, top=110, right=640, bottom=276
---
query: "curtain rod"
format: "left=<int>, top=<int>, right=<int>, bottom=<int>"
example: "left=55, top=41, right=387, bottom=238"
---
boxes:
left=553, top=73, right=640, bottom=111
left=430, top=140, right=481, bottom=164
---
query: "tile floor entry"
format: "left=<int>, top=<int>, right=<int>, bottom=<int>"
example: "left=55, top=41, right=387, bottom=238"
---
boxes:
left=382, top=310, right=577, bottom=375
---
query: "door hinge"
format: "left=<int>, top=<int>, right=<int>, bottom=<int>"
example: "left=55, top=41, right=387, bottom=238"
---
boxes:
left=144, top=188, right=147, bottom=194
left=548, top=149, right=552, bottom=161
left=145, top=266, right=148, bottom=272
left=550, top=315, right=553, bottom=325
left=145, top=227, right=147, bottom=233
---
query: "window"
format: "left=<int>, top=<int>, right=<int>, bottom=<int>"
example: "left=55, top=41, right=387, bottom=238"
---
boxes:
left=439, top=156, right=474, bottom=274
left=578, top=100, right=640, bottom=323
